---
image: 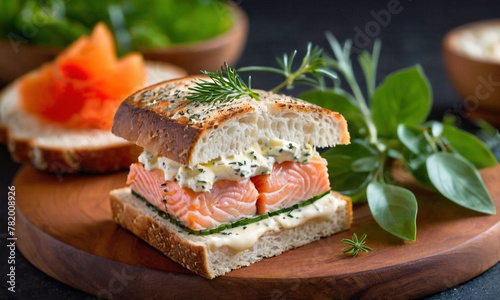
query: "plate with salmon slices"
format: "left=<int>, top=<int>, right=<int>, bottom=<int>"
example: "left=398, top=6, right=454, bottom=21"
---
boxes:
left=0, top=22, right=186, bottom=173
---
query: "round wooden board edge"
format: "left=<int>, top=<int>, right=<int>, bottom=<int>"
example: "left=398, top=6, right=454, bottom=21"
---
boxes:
left=16, top=192, right=500, bottom=300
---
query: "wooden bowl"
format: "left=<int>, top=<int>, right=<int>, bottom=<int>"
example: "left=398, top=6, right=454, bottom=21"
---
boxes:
left=0, top=5, right=248, bottom=85
left=443, top=20, right=500, bottom=126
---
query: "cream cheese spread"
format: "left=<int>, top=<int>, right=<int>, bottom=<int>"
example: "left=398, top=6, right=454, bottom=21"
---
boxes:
left=139, top=138, right=319, bottom=192
left=204, top=192, right=340, bottom=252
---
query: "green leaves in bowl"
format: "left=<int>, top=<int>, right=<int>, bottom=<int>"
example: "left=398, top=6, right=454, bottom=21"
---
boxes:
left=0, top=0, right=234, bottom=53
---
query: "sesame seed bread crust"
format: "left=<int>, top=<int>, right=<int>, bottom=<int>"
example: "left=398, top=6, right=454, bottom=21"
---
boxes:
left=0, top=62, right=186, bottom=173
left=110, top=187, right=352, bottom=279
left=112, top=76, right=350, bottom=166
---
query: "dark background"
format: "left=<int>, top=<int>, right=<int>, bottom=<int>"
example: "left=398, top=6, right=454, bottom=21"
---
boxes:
left=1, top=0, right=500, bottom=299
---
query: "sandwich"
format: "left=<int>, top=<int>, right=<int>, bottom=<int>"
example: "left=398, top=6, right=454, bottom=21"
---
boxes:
left=0, top=23, right=186, bottom=173
left=109, top=75, right=352, bottom=278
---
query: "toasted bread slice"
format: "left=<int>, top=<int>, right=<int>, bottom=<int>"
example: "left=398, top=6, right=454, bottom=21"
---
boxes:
left=112, top=75, right=350, bottom=166
left=110, top=187, right=352, bottom=279
left=0, top=62, right=186, bottom=173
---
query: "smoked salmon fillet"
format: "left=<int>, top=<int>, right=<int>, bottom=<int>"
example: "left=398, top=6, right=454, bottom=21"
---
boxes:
left=127, top=163, right=259, bottom=230
left=20, top=22, right=147, bottom=130
left=127, top=157, right=331, bottom=230
left=251, top=157, right=330, bottom=214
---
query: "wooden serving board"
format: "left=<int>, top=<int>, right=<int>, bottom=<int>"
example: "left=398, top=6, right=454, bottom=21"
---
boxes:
left=14, top=165, right=500, bottom=299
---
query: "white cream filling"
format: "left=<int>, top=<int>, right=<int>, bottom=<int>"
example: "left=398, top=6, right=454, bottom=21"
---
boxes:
left=139, top=138, right=319, bottom=192
left=204, top=193, right=339, bottom=252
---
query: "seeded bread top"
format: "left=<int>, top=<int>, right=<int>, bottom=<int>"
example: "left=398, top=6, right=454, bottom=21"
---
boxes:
left=112, top=75, right=350, bottom=166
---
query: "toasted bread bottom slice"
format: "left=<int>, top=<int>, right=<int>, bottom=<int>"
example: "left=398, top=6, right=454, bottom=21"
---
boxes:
left=110, top=187, right=352, bottom=279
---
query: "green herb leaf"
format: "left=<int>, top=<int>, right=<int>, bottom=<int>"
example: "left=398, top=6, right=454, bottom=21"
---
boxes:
left=397, top=124, right=431, bottom=156
left=321, top=140, right=378, bottom=202
left=358, top=39, right=381, bottom=99
left=402, top=148, right=434, bottom=189
left=367, top=182, right=418, bottom=241
left=188, top=63, right=260, bottom=103
left=426, top=152, right=496, bottom=214
left=371, top=66, right=432, bottom=138
left=352, top=156, right=379, bottom=172
left=397, top=123, right=435, bottom=188
left=439, top=123, right=498, bottom=169
left=239, top=43, right=333, bottom=92
left=341, top=233, right=373, bottom=257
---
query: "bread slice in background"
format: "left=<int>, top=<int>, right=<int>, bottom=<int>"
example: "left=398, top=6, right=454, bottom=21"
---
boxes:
left=110, top=187, right=352, bottom=279
left=0, top=62, right=186, bottom=173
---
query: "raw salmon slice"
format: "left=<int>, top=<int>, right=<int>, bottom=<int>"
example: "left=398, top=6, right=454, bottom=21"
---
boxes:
left=55, top=22, right=117, bottom=80
left=20, top=22, right=147, bottom=130
left=127, top=163, right=259, bottom=230
left=251, top=157, right=331, bottom=214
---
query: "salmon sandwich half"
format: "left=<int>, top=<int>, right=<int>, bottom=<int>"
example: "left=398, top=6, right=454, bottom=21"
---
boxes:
left=109, top=75, right=352, bottom=279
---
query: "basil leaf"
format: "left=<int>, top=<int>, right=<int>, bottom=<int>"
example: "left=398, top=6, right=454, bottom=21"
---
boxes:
left=352, top=156, right=378, bottom=172
left=397, top=124, right=431, bottom=155
left=426, top=152, right=496, bottom=214
left=367, top=182, right=417, bottom=241
left=321, top=140, right=377, bottom=202
left=300, top=89, right=366, bottom=138
left=402, top=148, right=434, bottom=190
left=397, top=123, right=435, bottom=188
left=371, top=65, right=432, bottom=138
left=440, top=124, right=498, bottom=169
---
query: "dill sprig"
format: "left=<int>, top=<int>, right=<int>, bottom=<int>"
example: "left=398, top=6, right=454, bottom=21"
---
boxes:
left=239, top=43, right=337, bottom=92
left=341, top=233, right=373, bottom=257
left=188, top=62, right=260, bottom=103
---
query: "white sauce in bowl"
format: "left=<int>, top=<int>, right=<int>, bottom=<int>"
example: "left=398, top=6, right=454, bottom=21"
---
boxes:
left=458, top=24, right=500, bottom=62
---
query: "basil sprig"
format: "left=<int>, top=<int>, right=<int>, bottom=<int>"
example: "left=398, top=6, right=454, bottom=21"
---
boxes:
left=398, top=122, right=496, bottom=215
left=241, top=34, right=497, bottom=241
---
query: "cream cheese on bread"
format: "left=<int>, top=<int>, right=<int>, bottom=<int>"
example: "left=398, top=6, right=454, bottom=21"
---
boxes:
left=204, top=192, right=340, bottom=252
left=139, top=138, right=319, bottom=192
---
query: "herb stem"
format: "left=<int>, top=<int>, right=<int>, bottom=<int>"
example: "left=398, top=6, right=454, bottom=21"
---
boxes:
left=188, top=63, right=260, bottom=103
left=423, top=130, right=439, bottom=153
left=435, top=136, right=449, bottom=152
left=345, top=70, right=379, bottom=147
left=240, top=43, right=330, bottom=93
left=271, top=78, right=293, bottom=93
left=325, top=33, right=379, bottom=147
left=374, top=149, right=388, bottom=182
